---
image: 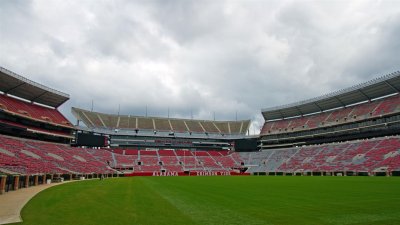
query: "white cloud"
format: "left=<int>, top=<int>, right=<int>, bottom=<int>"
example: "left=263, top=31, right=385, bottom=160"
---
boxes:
left=1, top=0, right=399, bottom=134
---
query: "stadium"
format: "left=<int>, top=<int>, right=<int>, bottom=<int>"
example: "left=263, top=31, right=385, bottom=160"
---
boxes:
left=0, top=65, right=399, bottom=224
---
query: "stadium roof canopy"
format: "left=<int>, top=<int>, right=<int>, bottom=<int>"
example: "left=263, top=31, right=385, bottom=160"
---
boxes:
left=0, top=67, right=69, bottom=108
left=262, top=71, right=400, bottom=121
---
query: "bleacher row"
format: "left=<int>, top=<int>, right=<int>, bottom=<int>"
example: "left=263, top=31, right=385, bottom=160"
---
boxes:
left=261, top=94, right=400, bottom=134
left=72, top=107, right=249, bottom=134
left=93, top=148, right=240, bottom=172
left=240, top=136, right=400, bottom=173
left=0, top=135, right=241, bottom=175
left=0, top=135, right=114, bottom=175
left=0, top=94, right=73, bottom=128
left=2, top=134, right=399, bottom=175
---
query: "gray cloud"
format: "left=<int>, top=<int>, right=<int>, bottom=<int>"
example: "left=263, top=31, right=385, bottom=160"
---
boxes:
left=1, top=0, right=399, bottom=134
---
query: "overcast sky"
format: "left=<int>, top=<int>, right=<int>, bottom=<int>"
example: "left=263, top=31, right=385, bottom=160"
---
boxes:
left=1, top=0, right=399, bottom=134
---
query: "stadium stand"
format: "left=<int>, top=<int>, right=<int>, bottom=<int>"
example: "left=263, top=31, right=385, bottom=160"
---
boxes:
left=229, top=121, right=243, bottom=134
left=2, top=130, right=399, bottom=192
left=0, top=67, right=74, bottom=145
left=0, top=133, right=245, bottom=177
left=261, top=94, right=400, bottom=135
left=154, top=118, right=172, bottom=131
left=117, top=116, right=133, bottom=129
left=0, top=135, right=114, bottom=175
left=242, top=136, right=400, bottom=175
left=137, top=117, right=155, bottom=130
left=72, top=107, right=251, bottom=135
left=214, top=121, right=230, bottom=134
left=84, top=111, right=104, bottom=128
left=260, top=71, right=400, bottom=148
left=0, top=94, right=73, bottom=128
left=98, top=114, right=118, bottom=128
left=184, top=120, right=204, bottom=132
left=169, top=119, right=188, bottom=132
left=200, top=121, right=220, bottom=133
left=0, top=67, right=72, bottom=128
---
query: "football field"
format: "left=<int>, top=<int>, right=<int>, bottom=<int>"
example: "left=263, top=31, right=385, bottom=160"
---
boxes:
left=12, top=176, right=400, bottom=225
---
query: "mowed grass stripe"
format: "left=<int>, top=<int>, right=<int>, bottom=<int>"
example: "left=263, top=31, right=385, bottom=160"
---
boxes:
left=15, top=178, right=195, bottom=225
left=13, top=176, right=400, bottom=225
left=141, top=177, right=269, bottom=225
left=141, top=176, right=400, bottom=225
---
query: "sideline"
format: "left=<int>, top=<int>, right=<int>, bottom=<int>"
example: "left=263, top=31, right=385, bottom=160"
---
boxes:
left=0, top=181, right=77, bottom=225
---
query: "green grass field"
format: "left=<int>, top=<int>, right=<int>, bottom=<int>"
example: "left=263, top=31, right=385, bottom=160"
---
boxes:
left=12, top=176, right=400, bottom=225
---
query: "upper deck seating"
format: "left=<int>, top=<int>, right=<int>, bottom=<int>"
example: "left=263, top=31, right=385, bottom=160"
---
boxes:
left=261, top=94, right=400, bottom=135
left=0, top=94, right=72, bottom=127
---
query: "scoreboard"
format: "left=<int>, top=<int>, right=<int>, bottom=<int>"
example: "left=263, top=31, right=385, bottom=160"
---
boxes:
left=75, top=132, right=108, bottom=147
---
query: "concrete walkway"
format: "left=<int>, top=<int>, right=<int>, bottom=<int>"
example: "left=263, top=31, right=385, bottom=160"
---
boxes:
left=0, top=182, right=70, bottom=225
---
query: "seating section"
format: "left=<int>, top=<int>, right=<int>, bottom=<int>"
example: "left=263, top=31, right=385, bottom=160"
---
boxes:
left=72, top=107, right=250, bottom=135
left=372, top=96, right=400, bottom=116
left=185, top=120, right=204, bottom=132
left=213, top=154, right=240, bottom=168
left=229, top=122, right=242, bottom=134
left=241, top=136, right=400, bottom=173
left=350, top=101, right=380, bottom=119
left=198, top=156, right=223, bottom=170
left=158, top=150, right=176, bottom=156
left=114, top=154, right=135, bottom=167
left=139, top=150, right=158, bottom=156
left=177, top=156, right=198, bottom=169
left=200, top=121, right=219, bottom=133
left=140, top=156, right=159, bottom=165
left=0, top=94, right=72, bottom=127
left=83, top=111, right=104, bottom=127
left=326, top=107, right=354, bottom=124
left=111, top=148, right=124, bottom=155
left=110, top=149, right=242, bottom=172
left=169, top=119, right=188, bottom=132
left=86, top=148, right=113, bottom=166
left=137, top=118, right=154, bottom=130
left=160, top=152, right=182, bottom=172
left=118, top=116, right=136, bottom=129
left=287, top=116, right=309, bottom=131
left=154, top=118, right=172, bottom=131
left=264, top=149, right=298, bottom=171
left=261, top=94, right=400, bottom=135
left=0, top=135, right=114, bottom=175
left=0, top=119, right=71, bottom=137
left=2, top=134, right=400, bottom=175
left=306, top=113, right=329, bottom=129
left=98, top=114, right=118, bottom=128
left=214, top=122, right=229, bottom=134
left=176, top=149, right=193, bottom=156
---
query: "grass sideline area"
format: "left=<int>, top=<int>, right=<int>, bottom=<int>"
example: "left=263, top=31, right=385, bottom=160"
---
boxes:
left=11, top=176, right=400, bottom=225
